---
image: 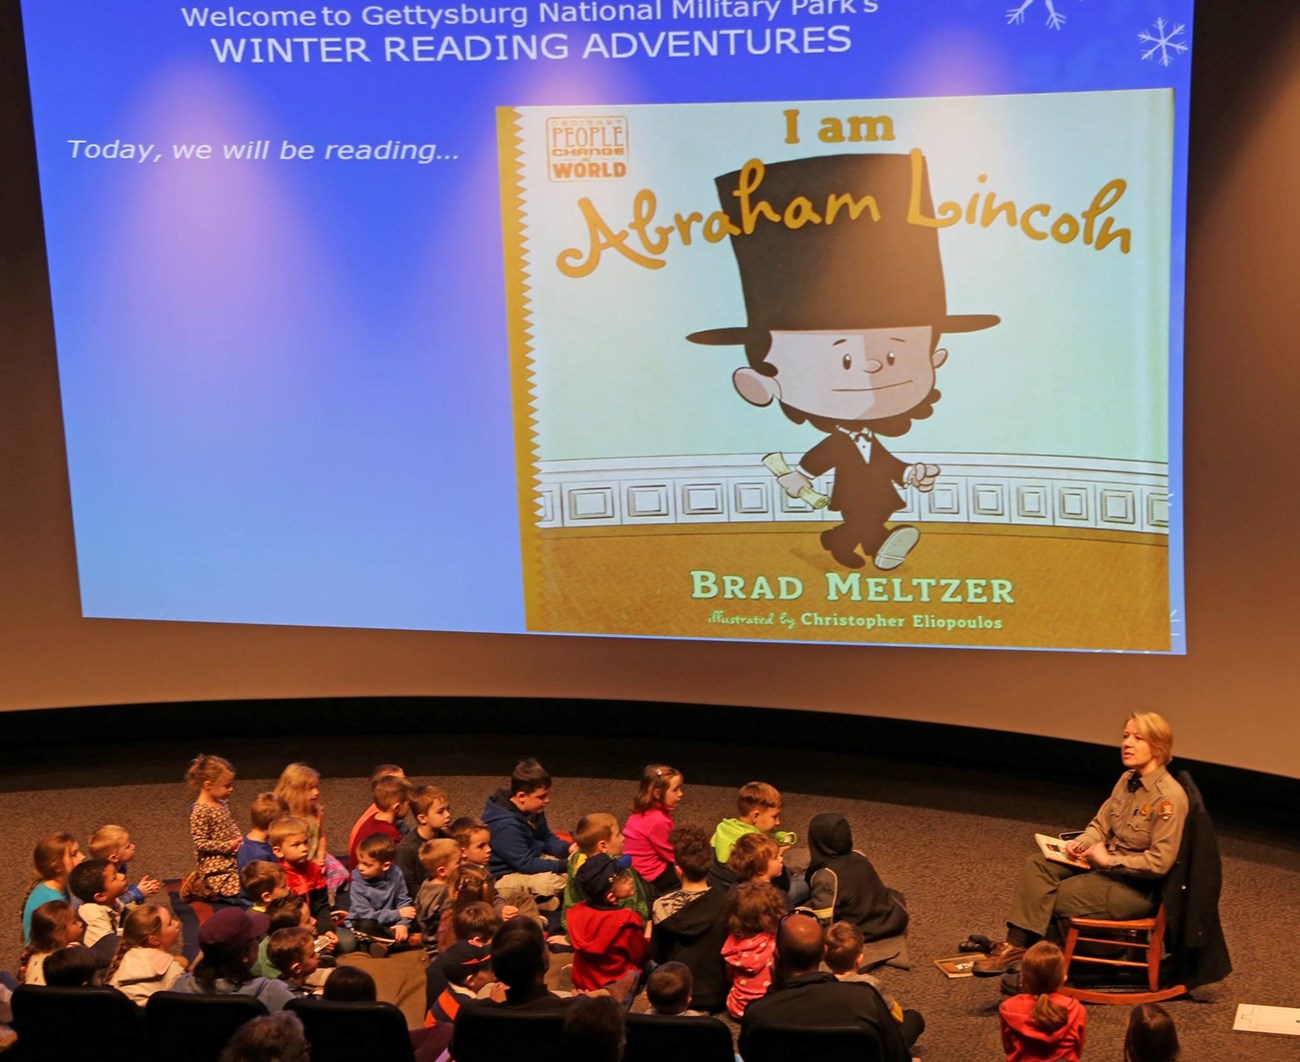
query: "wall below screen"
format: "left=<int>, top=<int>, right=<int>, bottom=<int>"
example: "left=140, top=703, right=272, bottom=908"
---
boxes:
left=1, top=1, right=1298, bottom=778
left=0, top=696, right=1294, bottom=838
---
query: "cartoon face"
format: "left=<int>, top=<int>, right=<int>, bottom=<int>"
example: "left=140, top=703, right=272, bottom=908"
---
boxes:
left=610, top=872, right=635, bottom=901
left=736, top=326, right=946, bottom=423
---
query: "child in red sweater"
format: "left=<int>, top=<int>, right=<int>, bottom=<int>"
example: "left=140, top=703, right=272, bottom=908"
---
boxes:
left=566, top=854, right=649, bottom=991
left=999, top=941, right=1086, bottom=1062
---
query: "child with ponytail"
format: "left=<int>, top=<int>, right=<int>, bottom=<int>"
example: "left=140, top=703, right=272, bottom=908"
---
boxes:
left=623, top=764, right=685, bottom=897
left=20, top=832, right=85, bottom=943
left=184, top=754, right=243, bottom=901
left=107, top=905, right=186, bottom=1005
left=998, top=940, right=1086, bottom=1061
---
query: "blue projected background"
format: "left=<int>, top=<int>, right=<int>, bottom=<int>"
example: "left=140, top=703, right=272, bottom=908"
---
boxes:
left=20, top=0, right=1193, bottom=650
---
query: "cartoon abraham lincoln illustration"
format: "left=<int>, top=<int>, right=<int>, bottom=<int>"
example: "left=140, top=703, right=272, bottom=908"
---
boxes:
left=688, top=152, right=1000, bottom=570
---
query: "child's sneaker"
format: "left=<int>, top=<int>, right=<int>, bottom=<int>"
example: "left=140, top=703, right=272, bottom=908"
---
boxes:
left=351, top=927, right=396, bottom=959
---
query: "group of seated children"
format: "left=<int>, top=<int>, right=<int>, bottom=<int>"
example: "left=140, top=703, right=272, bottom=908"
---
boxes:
left=11, top=753, right=1186, bottom=1062
left=413, top=759, right=925, bottom=1058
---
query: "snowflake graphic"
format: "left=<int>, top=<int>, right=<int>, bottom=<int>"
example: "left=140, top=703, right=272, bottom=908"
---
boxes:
left=1138, top=18, right=1188, bottom=66
left=1006, top=0, right=1080, bottom=31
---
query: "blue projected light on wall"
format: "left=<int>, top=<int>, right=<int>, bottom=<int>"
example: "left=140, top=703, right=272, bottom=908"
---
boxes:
left=21, top=0, right=1193, bottom=653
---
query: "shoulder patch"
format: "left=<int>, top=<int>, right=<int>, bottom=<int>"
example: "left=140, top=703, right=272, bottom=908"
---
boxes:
left=1157, top=800, right=1175, bottom=821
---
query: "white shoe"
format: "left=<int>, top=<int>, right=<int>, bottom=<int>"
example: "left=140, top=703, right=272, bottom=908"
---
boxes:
left=874, top=526, right=919, bottom=570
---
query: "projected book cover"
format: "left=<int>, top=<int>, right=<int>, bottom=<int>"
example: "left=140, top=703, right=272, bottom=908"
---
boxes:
left=501, top=91, right=1174, bottom=651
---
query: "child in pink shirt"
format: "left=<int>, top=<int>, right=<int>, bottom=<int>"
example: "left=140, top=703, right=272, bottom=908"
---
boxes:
left=623, top=764, right=685, bottom=897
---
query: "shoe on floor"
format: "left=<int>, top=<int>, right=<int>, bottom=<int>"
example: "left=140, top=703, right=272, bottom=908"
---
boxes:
left=958, top=934, right=992, bottom=954
left=874, top=525, right=919, bottom=570
left=972, top=941, right=1025, bottom=976
left=367, top=942, right=389, bottom=959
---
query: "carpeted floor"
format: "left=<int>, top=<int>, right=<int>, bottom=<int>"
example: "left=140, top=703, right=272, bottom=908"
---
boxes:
left=2, top=732, right=1296, bottom=1060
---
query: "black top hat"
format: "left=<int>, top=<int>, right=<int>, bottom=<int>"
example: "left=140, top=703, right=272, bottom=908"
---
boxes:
left=687, top=152, right=998, bottom=345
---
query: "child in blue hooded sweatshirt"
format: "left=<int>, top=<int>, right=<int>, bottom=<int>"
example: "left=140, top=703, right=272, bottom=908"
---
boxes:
left=481, top=758, right=573, bottom=906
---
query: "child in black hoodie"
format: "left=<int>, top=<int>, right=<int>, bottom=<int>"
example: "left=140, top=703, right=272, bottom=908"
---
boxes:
left=805, top=813, right=908, bottom=941
left=650, top=824, right=729, bottom=1013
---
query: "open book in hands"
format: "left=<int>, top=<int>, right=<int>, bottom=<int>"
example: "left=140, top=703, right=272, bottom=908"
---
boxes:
left=1036, top=833, right=1091, bottom=870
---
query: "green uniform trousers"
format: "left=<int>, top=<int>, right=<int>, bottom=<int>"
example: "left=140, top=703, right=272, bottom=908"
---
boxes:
left=1009, top=853, right=1158, bottom=938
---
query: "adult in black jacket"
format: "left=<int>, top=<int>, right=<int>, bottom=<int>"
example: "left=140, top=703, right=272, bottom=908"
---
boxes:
left=739, top=913, right=914, bottom=1062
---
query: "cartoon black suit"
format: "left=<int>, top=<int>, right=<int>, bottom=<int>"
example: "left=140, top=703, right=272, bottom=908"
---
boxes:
left=687, top=151, right=999, bottom=569
left=801, top=428, right=908, bottom=565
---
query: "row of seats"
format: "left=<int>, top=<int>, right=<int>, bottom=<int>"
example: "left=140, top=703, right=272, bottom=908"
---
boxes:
left=10, top=988, right=413, bottom=1062
left=451, top=1006, right=884, bottom=1062
left=9, top=985, right=891, bottom=1062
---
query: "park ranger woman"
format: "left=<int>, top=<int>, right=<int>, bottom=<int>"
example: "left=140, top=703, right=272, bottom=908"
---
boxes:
left=972, top=711, right=1187, bottom=976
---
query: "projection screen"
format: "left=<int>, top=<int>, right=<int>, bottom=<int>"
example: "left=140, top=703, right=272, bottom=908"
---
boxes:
left=21, top=0, right=1191, bottom=652
left=9, top=0, right=1300, bottom=778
